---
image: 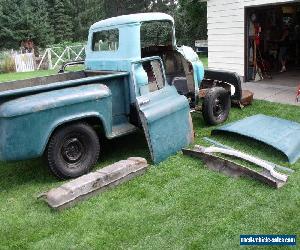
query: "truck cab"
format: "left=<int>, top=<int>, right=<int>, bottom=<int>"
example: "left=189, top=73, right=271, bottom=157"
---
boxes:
left=85, top=13, right=204, bottom=106
left=86, top=13, right=239, bottom=125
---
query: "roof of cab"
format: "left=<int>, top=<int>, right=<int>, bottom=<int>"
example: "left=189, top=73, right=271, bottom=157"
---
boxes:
left=90, top=12, right=174, bottom=30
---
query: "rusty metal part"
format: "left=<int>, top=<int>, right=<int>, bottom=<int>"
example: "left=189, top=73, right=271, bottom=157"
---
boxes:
left=231, top=90, right=254, bottom=108
left=182, top=147, right=288, bottom=188
left=203, top=137, right=294, bottom=174
left=41, top=157, right=148, bottom=210
left=240, top=90, right=254, bottom=106
left=198, top=146, right=287, bottom=181
left=198, top=88, right=208, bottom=98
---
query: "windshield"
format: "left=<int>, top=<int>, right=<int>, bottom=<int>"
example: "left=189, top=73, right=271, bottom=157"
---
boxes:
left=141, top=21, right=173, bottom=48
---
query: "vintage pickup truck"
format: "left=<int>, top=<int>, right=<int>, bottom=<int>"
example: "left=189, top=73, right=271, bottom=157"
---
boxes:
left=0, top=13, right=241, bottom=179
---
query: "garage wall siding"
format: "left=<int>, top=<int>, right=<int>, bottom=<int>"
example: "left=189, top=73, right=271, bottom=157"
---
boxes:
left=207, top=0, right=294, bottom=77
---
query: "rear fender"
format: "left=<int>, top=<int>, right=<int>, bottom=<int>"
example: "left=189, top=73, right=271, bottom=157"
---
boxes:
left=42, top=112, right=109, bottom=153
left=0, top=84, right=112, bottom=161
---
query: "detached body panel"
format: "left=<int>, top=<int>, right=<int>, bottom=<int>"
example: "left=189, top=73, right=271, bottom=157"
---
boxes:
left=213, top=114, right=300, bottom=164
left=137, top=86, right=193, bottom=163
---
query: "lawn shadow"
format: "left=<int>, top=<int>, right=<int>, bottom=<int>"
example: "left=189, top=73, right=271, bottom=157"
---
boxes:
left=95, top=130, right=151, bottom=169
left=211, top=132, right=290, bottom=165
left=0, top=131, right=150, bottom=191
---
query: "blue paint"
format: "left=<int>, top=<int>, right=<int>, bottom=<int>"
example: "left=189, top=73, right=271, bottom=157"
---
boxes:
left=213, top=114, right=300, bottom=164
left=90, top=13, right=174, bottom=30
left=137, top=85, right=193, bottom=163
left=85, top=13, right=205, bottom=99
left=0, top=72, right=129, bottom=99
left=0, top=84, right=112, bottom=161
left=0, top=13, right=201, bottom=165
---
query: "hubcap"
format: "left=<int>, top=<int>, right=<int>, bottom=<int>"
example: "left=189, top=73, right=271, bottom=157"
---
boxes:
left=61, top=137, right=84, bottom=164
left=213, top=98, right=225, bottom=118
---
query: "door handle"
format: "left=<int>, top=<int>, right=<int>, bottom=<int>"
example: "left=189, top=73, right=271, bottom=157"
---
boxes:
left=139, top=98, right=150, bottom=106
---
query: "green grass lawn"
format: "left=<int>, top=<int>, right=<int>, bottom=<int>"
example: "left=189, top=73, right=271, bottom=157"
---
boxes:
left=0, top=66, right=84, bottom=82
left=0, top=69, right=57, bottom=82
left=199, top=55, right=208, bottom=68
left=0, top=70, right=299, bottom=249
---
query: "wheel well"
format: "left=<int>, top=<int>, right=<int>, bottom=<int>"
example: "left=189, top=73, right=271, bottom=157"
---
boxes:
left=44, top=116, right=105, bottom=155
left=201, top=79, right=232, bottom=92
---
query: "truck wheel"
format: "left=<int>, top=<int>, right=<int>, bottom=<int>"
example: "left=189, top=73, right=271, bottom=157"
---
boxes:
left=47, top=122, right=100, bottom=179
left=202, top=87, right=231, bottom=125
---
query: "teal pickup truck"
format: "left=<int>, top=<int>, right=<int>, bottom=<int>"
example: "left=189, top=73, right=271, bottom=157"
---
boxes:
left=0, top=13, right=240, bottom=179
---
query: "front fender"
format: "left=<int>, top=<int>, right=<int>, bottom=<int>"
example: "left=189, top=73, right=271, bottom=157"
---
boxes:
left=177, top=45, right=204, bottom=93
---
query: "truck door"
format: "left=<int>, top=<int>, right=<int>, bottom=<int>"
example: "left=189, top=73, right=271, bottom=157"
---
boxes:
left=132, top=57, right=194, bottom=163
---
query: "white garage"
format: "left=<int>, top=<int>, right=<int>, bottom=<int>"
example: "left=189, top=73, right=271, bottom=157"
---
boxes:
left=204, top=0, right=300, bottom=82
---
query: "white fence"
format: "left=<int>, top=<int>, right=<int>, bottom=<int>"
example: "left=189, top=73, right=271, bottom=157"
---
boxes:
left=37, top=45, right=85, bottom=70
left=14, top=53, right=35, bottom=72
left=0, top=44, right=86, bottom=73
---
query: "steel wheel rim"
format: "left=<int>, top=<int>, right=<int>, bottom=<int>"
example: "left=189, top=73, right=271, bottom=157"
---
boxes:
left=213, top=97, right=225, bottom=119
left=61, top=136, right=85, bottom=166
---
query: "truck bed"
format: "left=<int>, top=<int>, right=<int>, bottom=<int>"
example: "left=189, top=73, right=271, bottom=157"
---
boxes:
left=0, top=71, right=86, bottom=92
left=0, top=71, right=129, bottom=99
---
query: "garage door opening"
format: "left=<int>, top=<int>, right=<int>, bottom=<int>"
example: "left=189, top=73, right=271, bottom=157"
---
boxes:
left=245, top=2, right=300, bottom=89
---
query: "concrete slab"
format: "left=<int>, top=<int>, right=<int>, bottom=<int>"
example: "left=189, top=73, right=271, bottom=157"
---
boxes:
left=242, top=78, right=299, bottom=106
left=261, top=70, right=299, bottom=88
left=242, top=69, right=300, bottom=106
left=43, top=157, right=149, bottom=210
left=267, top=89, right=299, bottom=104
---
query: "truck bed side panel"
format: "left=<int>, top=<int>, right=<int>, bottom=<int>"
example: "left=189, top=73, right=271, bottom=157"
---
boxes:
left=0, top=84, right=112, bottom=161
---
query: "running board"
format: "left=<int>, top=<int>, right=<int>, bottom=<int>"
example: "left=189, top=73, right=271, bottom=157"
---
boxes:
left=41, top=157, right=148, bottom=210
left=182, top=147, right=288, bottom=188
left=109, top=123, right=138, bottom=138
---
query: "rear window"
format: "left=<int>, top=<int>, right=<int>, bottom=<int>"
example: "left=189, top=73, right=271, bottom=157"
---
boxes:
left=92, top=29, right=119, bottom=51
left=141, top=21, right=173, bottom=48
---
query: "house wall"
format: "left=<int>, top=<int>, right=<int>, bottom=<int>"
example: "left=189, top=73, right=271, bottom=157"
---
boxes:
left=207, top=0, right=294, bottom=78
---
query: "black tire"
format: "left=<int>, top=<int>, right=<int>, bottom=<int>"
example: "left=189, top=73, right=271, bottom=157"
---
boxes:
left=202, top=87, right=231, bottom=125
left=47, top=122, right=100, bottom=179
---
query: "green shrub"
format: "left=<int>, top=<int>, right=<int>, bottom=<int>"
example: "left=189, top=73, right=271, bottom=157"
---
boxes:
left=1, top=54, right=15, bottom=73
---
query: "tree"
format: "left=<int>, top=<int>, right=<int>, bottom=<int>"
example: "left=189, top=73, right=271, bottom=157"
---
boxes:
left=29, top=0, right=54, bottom=46
left=0, top=0, right=207, bottom=48
left=52, top=0, right=73, bottom=43
left=175, top=0, right=207, bottom=46
left=70, top=0, right=105, bottom=41
left=103, top=0, right=151, bottom=18
left=150, top=0, right=177, bottom=13
left=0, top=0, right=54, bottom=48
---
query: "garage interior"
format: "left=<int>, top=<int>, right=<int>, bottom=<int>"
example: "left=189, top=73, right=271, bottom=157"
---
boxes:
left=244, top=2, right=300, bottom=105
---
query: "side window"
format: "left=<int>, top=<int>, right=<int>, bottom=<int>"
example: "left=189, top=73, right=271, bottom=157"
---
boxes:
left=92, top=29, right=119, bottom=51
